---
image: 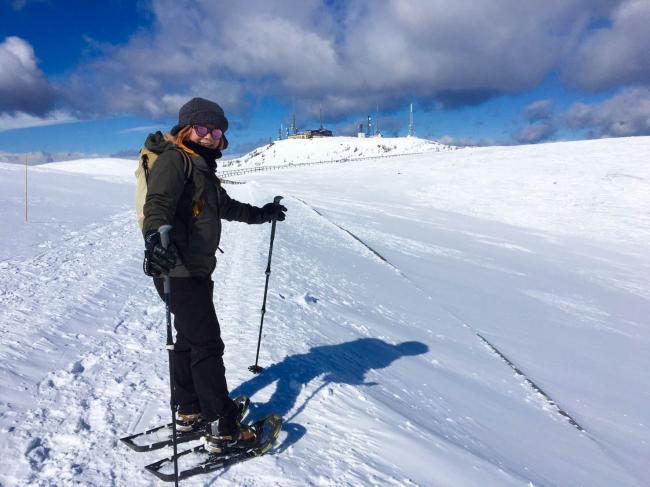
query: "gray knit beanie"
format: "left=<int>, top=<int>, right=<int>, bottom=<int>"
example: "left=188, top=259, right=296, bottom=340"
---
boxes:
left=170, top=97, right=229, bottom=135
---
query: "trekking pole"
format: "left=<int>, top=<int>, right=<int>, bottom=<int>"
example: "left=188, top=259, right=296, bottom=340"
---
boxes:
left=249, top=196, right=283, bottom=374
left=159, top=225, right=179, bottom=486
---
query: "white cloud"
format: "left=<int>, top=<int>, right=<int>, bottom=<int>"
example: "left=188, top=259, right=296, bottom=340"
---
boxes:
left=10, top=0, right=642, bottom=127
left=515, top=122, right=557, bottom=144
left=115, top=125, right=161, bottom=135
left=564, top=0, right=650, bottom=91
left=0, top=36, right=57, bottom=115
left=524, top=100, right=554, bottom=122
left=0, top=110, right=77, bottom=132
left=505, top=86, right=650, bottom=144
left=566, top=86, right=650, bottom=137
left=439, top=135, right=496, bottom=147
left=59, top=0, right=632, bottom=120
left=514, top=100, right=558, bottom=143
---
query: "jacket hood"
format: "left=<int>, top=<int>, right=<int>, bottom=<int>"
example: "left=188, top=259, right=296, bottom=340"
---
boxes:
left=144, top=131, right=175, bottom=154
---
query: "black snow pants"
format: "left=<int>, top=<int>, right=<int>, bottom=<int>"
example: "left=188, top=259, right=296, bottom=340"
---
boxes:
left=154, top=276, right=236, bottom=422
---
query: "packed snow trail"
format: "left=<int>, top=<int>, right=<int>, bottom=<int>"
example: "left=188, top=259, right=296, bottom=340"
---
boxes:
left=0, top=210, right=142, bottom=407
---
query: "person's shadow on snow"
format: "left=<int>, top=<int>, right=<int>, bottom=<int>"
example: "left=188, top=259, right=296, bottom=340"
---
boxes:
left=230, top=338, right=428, bottom=453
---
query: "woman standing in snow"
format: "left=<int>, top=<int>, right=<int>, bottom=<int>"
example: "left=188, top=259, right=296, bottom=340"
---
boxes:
left=140, top=97, right=286, bottom=451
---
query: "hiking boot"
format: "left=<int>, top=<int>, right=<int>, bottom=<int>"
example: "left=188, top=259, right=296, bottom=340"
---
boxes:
left=203, top=400, right=256, bottom=454
left=175, top=396, right=247, bottom=435
left=203, top=422, right=258, bottom=454
left=175, top=412, right=204, bottom=432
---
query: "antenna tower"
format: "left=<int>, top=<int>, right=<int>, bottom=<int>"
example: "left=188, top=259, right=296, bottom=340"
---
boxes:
left=319, top=103, right=323, bottom=130
left=376, top=104, right=380, bottom=135
left=291, top=112, right=297, bottom=135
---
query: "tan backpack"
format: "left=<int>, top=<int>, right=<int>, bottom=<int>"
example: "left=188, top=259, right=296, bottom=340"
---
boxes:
left=134, top=146, right=193, bottom=229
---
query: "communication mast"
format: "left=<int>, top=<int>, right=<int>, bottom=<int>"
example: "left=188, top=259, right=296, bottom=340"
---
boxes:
left=375, top=104, right=380, bottom=136
left=290, top=111, right=297, bottom=135
left=319, top=103, right=324, bottom=130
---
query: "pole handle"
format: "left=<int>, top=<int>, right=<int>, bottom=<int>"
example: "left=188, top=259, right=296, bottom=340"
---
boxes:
left=158, top=225, right=173, bottom=294
left=273, top=195, right=283, bottom=204
left=158, top=224, right=172, bottom=249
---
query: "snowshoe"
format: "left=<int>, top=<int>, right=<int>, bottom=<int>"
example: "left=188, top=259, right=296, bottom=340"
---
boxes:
left=120, top=395, right=250, bottom=452
left=145, top=414, right=283, bottom=482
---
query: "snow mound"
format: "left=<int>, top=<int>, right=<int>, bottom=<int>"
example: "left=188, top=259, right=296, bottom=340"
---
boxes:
left=222, top=136, right=454, bottom=169
left=39, top=157, right=136, bottom=183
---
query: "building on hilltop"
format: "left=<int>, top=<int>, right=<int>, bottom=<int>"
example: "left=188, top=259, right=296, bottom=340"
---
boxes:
left=311, top=128, right=333, bottom=137
left=288, top=128, right=333, bottom=139
left=286, top=105, right=333, bottom=139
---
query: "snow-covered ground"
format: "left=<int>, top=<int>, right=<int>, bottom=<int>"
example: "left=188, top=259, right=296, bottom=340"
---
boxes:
left=0, top=136, right=648, bottom=486
left=221, top=136, right=454, bottom=170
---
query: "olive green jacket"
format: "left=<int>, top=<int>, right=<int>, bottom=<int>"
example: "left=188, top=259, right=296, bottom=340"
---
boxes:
left=142, top=132, right=264, bottom=277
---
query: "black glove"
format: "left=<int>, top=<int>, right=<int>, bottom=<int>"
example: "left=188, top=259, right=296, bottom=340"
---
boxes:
left=260, top=201, right=287, bottom=222
left=143, top=230, right=178, bottom=277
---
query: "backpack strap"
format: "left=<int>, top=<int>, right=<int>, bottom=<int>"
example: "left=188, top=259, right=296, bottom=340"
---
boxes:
left=140, top=146, right=191, bottom=184
left=142, top=152, right=151, bottom=183
left=172, top=147, right=193, bottom=182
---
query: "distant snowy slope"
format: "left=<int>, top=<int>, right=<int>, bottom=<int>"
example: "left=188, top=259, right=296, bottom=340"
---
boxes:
left=222, top=136, right=454, bottom=170
left=407, top=136, right=650, bottom=247
left=40, top=157, right=136, bottom=184
left=0, top=151, right=105, bottom=165
left=0, top=162, right=134, bottom=263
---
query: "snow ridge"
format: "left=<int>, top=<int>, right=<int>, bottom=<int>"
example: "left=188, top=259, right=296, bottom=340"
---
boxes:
left=222, top=136, right=454, bottom=171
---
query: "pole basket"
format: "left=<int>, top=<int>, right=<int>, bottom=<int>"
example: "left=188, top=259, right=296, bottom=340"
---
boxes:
left=248, top=365, right=264, bottom=374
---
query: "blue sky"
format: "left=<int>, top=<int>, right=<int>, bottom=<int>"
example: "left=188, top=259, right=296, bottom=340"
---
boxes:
left=1, top=0, right=649, bottom=158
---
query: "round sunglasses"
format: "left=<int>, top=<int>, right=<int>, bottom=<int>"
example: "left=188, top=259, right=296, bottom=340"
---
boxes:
left=193, top=125, right=223, bottom=139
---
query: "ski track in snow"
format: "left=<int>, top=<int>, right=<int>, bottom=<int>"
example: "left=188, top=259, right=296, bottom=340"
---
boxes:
left=295, top=193, right=635, bottom=486
left=0, top=210, right=167, bottom=485
left=293, top=197, right=584, bottom=432
left=292, top=195, right=650, bottom=486
left=0, top=210, right=143, bottom=404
